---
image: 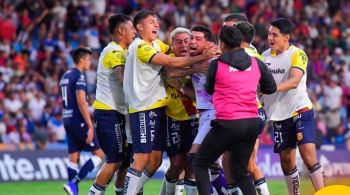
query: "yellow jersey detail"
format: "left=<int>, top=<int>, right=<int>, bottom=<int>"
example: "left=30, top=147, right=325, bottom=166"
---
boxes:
left=154, top=39, right=170, bottom=54
left=128, top=98, right=168, bottom=113
left=136, top=41, right=158, bottom=63
left=92, top=99, right=114, bottom=110
left=291, top=48, right=308, bottom=73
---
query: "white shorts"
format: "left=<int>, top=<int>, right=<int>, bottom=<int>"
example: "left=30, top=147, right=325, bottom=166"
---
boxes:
left=193, top=109, right=216, bottom=145
left=125, top=114, right=133, bottom=144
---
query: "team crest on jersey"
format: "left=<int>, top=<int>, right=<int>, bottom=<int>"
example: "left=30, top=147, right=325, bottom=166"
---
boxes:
left=144, top=46, right=151, bottom=52
left=297, top=132, right=303, bottom=141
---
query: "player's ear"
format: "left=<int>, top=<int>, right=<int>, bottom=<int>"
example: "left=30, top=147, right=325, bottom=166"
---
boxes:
left=118, top=25, right=125, bottom=36
left=285, top=34, right=290, bottom=41
left=136, top=23, right=143, bottom=31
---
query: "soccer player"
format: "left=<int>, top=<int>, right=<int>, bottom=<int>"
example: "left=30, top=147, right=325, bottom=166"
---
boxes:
left=122, top=10, right=216, bottom=195
left=60, top=47, right=104, bottom=195
left=261, top=18, right=325, bottom=194
left=159, top=27, right=199, bottom=195
left=193, top=25, right=276, bottom=195
left=88, top=13, right=136, bottom=195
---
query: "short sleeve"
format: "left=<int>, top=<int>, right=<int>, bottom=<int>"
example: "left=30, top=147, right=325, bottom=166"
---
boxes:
left=75, top=74, right=87, bottom=91
left=136, top=42, right=158, bottom=63
left=103, top=50, right=126, bottom=69
left=155, top=39, right=170, bottom=54
left=291, top=49, right=308, bottom=73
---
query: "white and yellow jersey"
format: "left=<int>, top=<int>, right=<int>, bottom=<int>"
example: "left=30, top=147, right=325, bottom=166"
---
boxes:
left=93, top=42, right=128, bottom=114
left=123, top=37, right=170, bottom=112
left=261, top=45, right=312, bottom=121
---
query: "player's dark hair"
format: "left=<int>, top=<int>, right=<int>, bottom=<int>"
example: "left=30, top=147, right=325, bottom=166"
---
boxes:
left=219, top=26, right=242, bottom=49
left=191, top=25, right=213, bottom=42
left=234, top=21, right=255, bottom=43
left=108, top=13, right=132, bottom=35
left=72, top=47, right=92, bottom=64
left=270, top=18, right=295, bottom=35
left=224, top=13, right=248, bottom=22
left=133, top=10, right=156, bottom=27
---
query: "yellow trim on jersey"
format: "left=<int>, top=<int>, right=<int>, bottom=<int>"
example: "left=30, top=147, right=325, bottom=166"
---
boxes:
left=103, top=42, right=127, bottom=69
left=136, top=41, right=158, bottom=63
left=291, top=104, right=313, bottom=117
left=92, top=99, right=114, bottom=110
left=244, top=47, right=263, bottom=61
left=154, top=39, right=170, bottom=54
left=291, top=48, right=308, bottom=73
left=128, top=98, right=168, bottom=113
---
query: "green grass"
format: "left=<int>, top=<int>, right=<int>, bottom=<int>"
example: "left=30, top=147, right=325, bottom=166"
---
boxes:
left=0, top=178, right=349, bottom=195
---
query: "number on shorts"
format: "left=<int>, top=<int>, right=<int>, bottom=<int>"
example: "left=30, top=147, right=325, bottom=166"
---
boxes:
left=274, top=132, right=283, bottom=143
left=171, top=132, right=180, bottom=144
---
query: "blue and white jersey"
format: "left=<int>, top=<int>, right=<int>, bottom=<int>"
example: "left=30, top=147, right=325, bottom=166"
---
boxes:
left=59, top=68, right=87, bottom=126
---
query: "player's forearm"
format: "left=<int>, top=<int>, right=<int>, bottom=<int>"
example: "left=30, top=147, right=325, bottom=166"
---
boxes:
left=276, top=78, right=299, bottom=92
left=168, top=55, right=207, bottom=68
left=78, top=103, right=94, bottom=129
left=114, top=66, right=124, bottom=83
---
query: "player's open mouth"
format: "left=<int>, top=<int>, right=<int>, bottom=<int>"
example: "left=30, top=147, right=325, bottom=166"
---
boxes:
left=180, top=49, right=188, bottom=54
left=152, top=30, right=157, bottom=35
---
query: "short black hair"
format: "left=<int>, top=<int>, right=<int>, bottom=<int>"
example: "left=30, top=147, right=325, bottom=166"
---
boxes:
left=234, top=21, right=255, bottom=43
left=270, top=18, right=295, bottom=35
left=219, top=26, right=242, bottom=49
left=224, top=13, right=248, bottom=22
left=133, top=10, right=156, bottom=27
left=191, top=25, right=213, bottom=42
left=72, top=47, right=92, bottom=64
left=108, top=13, right=132, bottom=35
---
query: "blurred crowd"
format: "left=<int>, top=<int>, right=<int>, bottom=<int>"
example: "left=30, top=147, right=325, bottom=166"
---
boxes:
left=0, top=0, right=350, bottom=151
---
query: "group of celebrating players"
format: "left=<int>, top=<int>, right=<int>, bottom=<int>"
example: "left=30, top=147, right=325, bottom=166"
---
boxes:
left=59, top=9, right=325, bottom=195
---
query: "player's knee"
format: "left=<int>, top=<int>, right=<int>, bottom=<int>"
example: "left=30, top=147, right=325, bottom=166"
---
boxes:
left=280, top=157, right=295, bottom=172
left=93, top=149, right=105, bottom=159
left=147, top=157, right=162, bottom=174
left=169, top=158, right=184, bottom=174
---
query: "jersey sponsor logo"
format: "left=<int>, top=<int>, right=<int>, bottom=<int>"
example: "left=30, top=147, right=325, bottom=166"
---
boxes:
left=191, top=74, right=202, bottom=83
left=62, top=109, right=73, bottom=118
left=229, top=66, right=251, bottom=72
left=269, top=68, right=285, bottom=74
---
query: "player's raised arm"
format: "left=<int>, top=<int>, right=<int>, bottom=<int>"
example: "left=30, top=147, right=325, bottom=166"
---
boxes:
left=150, top=42, right=217, bottom=68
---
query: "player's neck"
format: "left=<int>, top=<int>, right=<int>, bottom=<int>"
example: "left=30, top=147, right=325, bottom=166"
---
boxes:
left=75, top=64, right=84, bottom=72
left=241, top=42, right=250, bottom=48
left=275, top=44, right=290, bottom=55
left=113, top=37, right=127, bottom=50
left=139, top=34, right=153, bottom=44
